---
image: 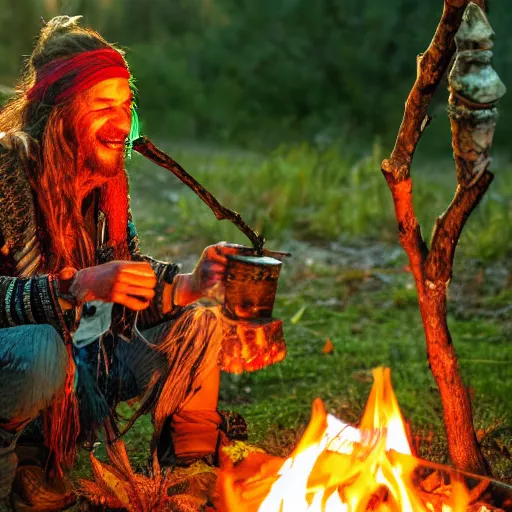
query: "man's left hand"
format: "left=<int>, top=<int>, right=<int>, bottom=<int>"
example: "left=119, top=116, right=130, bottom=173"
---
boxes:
left=172, top=242, right=244, bottom=307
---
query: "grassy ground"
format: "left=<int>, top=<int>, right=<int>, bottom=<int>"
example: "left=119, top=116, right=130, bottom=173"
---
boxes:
left=75, top=140, right=512, bottom=490
left=127, top=138, right=512, bottom=263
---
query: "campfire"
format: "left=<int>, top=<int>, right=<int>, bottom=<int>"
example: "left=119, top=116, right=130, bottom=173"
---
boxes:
left=214, top=367, right=504, bottom=512
left=80, top=367, right=510, bottom=511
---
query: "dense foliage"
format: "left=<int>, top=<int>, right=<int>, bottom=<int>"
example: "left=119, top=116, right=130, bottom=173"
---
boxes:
left=1, top=0, right=510, bottom=149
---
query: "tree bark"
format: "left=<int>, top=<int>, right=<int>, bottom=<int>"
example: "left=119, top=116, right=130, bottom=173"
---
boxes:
left=422, top=286, right=489, bottom=474
left=381, top=0, right=501, bottom=475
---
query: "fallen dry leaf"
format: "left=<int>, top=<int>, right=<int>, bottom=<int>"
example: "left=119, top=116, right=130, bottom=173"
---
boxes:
left=322, top=338, right=334, bottom=354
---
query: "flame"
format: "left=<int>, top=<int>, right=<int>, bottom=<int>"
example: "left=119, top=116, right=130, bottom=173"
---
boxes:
left=216, top=367, right=471, bottom=512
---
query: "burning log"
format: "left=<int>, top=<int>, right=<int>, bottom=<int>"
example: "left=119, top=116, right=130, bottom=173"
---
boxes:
left=381, top=1, right=505, bottom=475
left=79, top=369, right=512, bottom=511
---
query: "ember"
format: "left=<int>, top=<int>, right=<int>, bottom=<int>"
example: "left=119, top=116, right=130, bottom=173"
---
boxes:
left=216, top=368, right=476, bottom=512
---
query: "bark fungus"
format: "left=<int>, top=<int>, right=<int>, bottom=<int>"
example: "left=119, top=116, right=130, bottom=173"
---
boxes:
left=448, top=3, right=506, bottom=190
left=381, top=1, right=505, bottom=476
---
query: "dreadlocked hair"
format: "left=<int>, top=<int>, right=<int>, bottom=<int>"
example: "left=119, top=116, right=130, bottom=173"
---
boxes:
left=0, top=16, right=128, bottom=272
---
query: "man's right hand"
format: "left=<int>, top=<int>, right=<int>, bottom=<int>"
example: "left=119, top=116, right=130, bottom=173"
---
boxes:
left=69, top=261, right=156, bottom=310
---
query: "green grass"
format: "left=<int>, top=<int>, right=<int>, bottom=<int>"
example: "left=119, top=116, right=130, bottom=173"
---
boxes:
left=73, top=140, right=512, bottom=489
left=229, top=262, right=512, bottom=429
left=128, top=139, right=512, bottom=263
left=98, top=253, right=511, bottom=482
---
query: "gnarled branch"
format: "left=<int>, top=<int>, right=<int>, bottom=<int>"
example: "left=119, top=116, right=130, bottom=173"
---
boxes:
left=384, top=0, right=476, bottom=181
left=425, top=172, right=493, bottom=283
left=381, top=1, right=501, bottom=475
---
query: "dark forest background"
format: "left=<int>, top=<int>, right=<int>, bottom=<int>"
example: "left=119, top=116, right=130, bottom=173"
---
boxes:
left=1, top=0, right=510, bottom=152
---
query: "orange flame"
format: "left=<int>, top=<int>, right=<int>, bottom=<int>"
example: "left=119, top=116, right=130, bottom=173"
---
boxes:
left=216, top=367, right=471, bottom=512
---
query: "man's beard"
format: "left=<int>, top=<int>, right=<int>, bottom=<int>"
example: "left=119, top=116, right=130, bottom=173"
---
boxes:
left=73, top=110, right=127, bottom=179
left=81, top=135, right=125, bottom=178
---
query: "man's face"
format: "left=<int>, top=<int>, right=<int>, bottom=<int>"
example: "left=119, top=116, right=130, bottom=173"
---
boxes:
left=73, top=77, right=132, bottom=176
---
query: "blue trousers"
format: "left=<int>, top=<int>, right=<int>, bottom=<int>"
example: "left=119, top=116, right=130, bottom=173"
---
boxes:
left=0, top=309, right=222, bottom=499
left=0, top=325, right=69, bottom=425
left=0, top=324, right=168, bottom=427
left=0, top=325, right=67, bottom=499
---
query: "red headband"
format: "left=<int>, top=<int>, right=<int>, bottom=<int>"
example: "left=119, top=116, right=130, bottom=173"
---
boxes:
left=26, top=48, right=130, bottom=104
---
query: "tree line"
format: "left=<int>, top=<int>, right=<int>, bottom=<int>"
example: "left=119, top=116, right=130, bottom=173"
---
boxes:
left=1, top=0, right=510, bottom=151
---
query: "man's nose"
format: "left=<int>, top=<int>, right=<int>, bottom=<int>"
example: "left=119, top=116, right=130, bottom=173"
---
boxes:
left=111, top=107, right=131, bottom=133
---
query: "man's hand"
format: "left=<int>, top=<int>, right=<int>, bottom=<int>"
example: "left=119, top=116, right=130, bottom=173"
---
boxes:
left=70, top=261, right=156, bottom=310
left=173, top=242, right=244, bottom=307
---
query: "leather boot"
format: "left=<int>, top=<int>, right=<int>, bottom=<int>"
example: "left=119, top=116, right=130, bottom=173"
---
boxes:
left=156, top=409, right=248, bottom=468
left=0, top=428, right=18, bottom=512
left=10, top=464, right=74, bottom=512
left=9, top=422, right=74, bottom=511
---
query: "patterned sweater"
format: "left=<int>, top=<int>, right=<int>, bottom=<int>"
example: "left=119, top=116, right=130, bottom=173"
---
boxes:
left=0, top=134, right=181, bottom=341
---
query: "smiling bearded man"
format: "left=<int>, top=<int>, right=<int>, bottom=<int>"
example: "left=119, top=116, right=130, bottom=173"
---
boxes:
left=0, top=16, right=243, bottom=511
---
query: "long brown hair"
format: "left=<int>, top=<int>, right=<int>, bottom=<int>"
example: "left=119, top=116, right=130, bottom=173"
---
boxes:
left=0, top=16, right=126, bottom=272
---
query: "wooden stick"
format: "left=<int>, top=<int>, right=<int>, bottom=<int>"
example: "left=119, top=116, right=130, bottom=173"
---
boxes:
left=384, top=0, right=473, bottom=178
left=381, top=0, right=499, bottom=475
left=425, top=173, right=493, bottom=282
left=132, top=136, right=266, bottom=253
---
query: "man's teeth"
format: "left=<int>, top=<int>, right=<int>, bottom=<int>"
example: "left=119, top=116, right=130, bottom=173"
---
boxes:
left=104, top=141, right=124, bottom=149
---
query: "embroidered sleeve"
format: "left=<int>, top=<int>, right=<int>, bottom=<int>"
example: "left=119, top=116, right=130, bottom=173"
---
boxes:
left=0, top=274, right=77, bottom=340
left=126, top=216, right=182, bottom=329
